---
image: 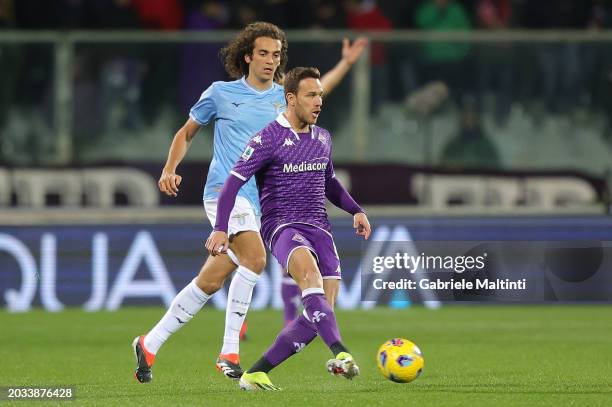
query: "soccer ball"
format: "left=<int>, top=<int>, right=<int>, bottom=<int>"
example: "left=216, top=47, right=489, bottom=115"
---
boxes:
left=377, top=338, right=424, bottom=383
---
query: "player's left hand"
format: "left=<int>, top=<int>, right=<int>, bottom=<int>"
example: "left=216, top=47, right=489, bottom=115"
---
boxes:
left=342, top=37, right=368, bottom=65
left=353, top=212, right=371, bottom=240
left=205, top=230, right=229, bottom=256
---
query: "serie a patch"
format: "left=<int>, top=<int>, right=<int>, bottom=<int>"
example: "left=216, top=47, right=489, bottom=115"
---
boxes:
left=241, top=146, right=254, bottom=161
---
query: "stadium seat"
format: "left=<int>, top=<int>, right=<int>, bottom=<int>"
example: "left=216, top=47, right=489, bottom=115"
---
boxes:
left=12, top=169, right=82, bottom=207
left=82, top=168, right=159, bottom=207
left=0, top=168, right=10, bottom=206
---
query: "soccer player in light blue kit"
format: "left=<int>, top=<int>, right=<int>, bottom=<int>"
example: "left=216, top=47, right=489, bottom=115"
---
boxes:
left=132, top=22, right=367, bottom=383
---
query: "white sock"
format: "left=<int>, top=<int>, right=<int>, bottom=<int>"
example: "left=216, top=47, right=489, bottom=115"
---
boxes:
left=144, top=279, right=210, bottom=354
left=220, top=266, right=259, bottom=355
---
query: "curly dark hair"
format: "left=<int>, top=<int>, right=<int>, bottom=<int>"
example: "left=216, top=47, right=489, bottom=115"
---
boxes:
left=219, top=22, right=288, bottom=83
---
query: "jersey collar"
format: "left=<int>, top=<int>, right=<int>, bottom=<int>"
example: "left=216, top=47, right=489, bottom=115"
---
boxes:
left=241, top=76, right=275, bottom=94
left=276, top=113, right=314, bottom=140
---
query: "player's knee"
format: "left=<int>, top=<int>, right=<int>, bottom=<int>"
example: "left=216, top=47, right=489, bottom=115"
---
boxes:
left=241, top=254, right=266, bottom=274
left=195, top=277, right=223, bottom=295
left=300, top=268, right=323, bottom=289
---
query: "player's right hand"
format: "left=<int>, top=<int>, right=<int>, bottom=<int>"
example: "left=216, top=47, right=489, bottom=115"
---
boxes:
left=158, top=169, right=182, bottom=197
left=205, top=230, right=229, bottom=256
left=353, top=212, right=372, bottom=240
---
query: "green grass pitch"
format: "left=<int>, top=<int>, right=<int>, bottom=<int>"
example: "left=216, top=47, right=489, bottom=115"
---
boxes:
left=1, top=306, right=611, bottom=406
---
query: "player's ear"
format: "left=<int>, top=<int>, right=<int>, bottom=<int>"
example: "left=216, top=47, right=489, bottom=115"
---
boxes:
left=286, top=93, right=296, bottom=106
left=244, top=53, right=252, bottom=64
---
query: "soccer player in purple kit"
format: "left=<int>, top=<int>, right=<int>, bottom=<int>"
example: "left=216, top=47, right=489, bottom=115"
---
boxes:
left=206, top=67, right=372, bottom=390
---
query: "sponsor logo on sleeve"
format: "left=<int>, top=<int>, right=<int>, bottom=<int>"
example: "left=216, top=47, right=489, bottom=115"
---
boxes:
left=241, top=146, right=255, bottom=161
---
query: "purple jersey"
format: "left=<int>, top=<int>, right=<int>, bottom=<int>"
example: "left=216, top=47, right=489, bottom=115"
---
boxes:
left=230, top=113, right=335, bottom=247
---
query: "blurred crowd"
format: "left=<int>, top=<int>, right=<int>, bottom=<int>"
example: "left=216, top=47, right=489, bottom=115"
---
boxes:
left=1, top=0, right=612, bottom=31
left=2, top=0, right=612, bottom=166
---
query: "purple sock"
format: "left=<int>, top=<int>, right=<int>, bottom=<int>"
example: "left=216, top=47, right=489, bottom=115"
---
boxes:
left=301, top=288, right=343, bottom=350
left=281, top=282, right=301, bottom=326
left=263, top=314, right=317, bottom=366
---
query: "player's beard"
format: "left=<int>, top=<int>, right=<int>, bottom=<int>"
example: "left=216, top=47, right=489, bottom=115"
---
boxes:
left=297, top=105, right=318, bottom=126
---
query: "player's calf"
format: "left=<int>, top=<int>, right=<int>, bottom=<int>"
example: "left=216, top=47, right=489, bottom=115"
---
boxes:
left=132, top=279, right=212, bottom=383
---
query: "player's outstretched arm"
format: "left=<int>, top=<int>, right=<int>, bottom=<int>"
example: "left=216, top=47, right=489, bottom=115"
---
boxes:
left=320, top=37, right=368, bottom=95
left=205, top=174, right=246, bottom=256
left=158, top=118, right=201, bottom=197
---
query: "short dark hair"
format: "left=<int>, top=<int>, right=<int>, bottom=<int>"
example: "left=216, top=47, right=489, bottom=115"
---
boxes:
left=284, top=67, right=321, bottom=101
left=219, top=21, right=288, bottom=83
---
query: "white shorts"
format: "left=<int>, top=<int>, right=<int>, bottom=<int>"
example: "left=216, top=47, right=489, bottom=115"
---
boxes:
left=204, top=196, right=261, bottom=237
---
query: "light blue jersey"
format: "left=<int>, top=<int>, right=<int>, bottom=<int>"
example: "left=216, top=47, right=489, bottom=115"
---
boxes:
left=189, top=77, right=285, bottom=215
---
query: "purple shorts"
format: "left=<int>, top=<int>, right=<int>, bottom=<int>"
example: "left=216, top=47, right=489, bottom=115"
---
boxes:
left=271, top=224, right=341, bottom=280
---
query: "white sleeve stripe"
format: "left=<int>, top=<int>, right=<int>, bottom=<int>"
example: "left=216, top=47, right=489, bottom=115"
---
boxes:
left=189, top=112, right=206, bottom=125
left=230, top=171, right=247, bottom=181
